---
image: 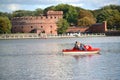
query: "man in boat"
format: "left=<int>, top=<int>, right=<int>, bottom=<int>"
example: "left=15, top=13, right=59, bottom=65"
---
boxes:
left=74, top=41, right=87, bottom=51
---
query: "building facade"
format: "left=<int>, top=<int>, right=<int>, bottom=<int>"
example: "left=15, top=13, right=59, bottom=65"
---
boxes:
left=11, top=10, right=107, bottom=35
left=66, top=21, right=107, bottom=33
left=11, top=11, right=63, bottom=35
left=89, top=21, right=107, bottom=33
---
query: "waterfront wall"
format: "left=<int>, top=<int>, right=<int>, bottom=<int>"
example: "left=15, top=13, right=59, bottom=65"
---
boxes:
left=0, top=33, right=106, bottom=39
left=0, top=33, right=40, bottom=39
left=105, top=31, right=120, bottom=36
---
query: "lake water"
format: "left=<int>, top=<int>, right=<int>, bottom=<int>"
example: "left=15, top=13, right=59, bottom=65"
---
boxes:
left=0, top=36, right=120, bottom=80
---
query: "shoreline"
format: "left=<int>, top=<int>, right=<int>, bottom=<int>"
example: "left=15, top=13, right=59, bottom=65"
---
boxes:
left=0, top=33, right=106, bottom=40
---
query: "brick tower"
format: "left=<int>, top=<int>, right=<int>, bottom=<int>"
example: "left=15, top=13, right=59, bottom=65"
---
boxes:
left=11, top=11, right=63, bottom=35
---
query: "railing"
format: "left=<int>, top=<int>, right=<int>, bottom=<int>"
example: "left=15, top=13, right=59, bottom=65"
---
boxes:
left=0, top=33, right=106, bottom=39
left=47, top=33, right=106, bottom=38
left=0, top=33, right=40, bottom=39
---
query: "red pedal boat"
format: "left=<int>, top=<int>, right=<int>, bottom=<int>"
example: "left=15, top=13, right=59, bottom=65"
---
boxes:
left=62, top=45, right=100, bottom=55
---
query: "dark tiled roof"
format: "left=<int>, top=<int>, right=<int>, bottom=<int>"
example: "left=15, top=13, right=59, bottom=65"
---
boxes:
left=91, top=23, right=102, bottom=26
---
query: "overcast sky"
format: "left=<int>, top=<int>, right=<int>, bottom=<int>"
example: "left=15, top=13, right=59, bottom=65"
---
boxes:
left=0, top=0, right=120, bottom=13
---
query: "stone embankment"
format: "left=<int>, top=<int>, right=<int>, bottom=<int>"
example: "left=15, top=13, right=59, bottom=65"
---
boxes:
left=0, top=33, right=106, bottom=39
left=0, top=33, right=40, bottom=39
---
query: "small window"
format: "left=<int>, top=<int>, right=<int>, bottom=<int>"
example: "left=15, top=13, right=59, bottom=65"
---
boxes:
left=31, top=26, right=33, bottom=28
left=50, top=31, right=52, bottom=33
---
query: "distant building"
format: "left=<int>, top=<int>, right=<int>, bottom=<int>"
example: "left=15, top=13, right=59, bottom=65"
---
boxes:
left=11, top=10, right=107, bottom=35
left=89, top=21, right=107, bottom=33
left=66, top=21, right=107, bottom=34
left=66, top=26, right=89, bottom=33
left=11, top=11, right=63, bottom=35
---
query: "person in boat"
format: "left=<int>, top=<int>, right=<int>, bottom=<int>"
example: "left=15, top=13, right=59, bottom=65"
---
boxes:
left=74, top=41, right=87, bottom=51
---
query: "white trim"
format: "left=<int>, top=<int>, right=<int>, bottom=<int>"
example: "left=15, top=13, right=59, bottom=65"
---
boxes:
left=62, top=51, right=99, bottom=55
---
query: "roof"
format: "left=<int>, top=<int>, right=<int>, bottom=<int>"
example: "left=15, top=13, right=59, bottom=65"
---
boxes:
left=66, top=27, right=89, bottom=33
left=91, top=23, right=103, bottom=27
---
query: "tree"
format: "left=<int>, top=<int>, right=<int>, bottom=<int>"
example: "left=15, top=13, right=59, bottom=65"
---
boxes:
left=107, top=13, right=120, bottom=29
left=65, top=6, right=78, bottom=25
left=77, top=10, right=96, bottom=27
left=96, top=9, right=120, bottom=29
left=78, top=17, right=95, bottom=27
left=0, top=12, right=12, bottom=19
left=44, top=6, right=55, bottom=14
left=34, top=8, right=43, bottom=16
left=57, top=19, right=69, bottom=34
left=54, top=4, right=82, bottom=25
left=0, top=16, right=12, bottom=34
left=12, top=10, right=34, bottom=17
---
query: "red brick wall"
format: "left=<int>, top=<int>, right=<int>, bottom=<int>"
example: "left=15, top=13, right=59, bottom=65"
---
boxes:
left=11, top=11, right=63, bottom=35
left=66, top=27, right=89, bottom=33
left=89, top=21, right=107, bottom=33
left=66, top=21, right=107, bottom=33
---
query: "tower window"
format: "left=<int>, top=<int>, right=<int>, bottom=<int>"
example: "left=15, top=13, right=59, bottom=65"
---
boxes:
left=50, top=31, right=52, bottom=33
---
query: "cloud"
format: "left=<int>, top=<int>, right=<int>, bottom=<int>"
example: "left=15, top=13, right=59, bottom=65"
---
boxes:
left=7, top=4, right=21, bottom=11
left=0, top=0, right=120, bottom=12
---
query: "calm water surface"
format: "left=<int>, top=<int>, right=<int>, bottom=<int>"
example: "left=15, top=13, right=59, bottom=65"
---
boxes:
left=0, top=37, right=120, bottom=80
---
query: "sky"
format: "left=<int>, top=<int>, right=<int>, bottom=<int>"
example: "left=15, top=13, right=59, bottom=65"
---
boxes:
left=0, top=0, right=120, bottom=13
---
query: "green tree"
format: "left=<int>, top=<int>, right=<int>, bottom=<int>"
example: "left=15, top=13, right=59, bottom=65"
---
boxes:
left=54, top=4, right=82, bottom=25
left=96, top=9, right=120, bottom=29
left=34, top=8, right=43, bottom=16
left=44, top=6, right=55, bottom=14
left=43, top=4, right=84, bottom=25
left=78, top=10, right=96, bottom=27
left=107, top=13, right=120, bottom=29
left=12, top=10, right=34, bottom=17
left=65, top=6, right=78, bottom=25
left=0, top=16, right=12, bottom=34
left=57, top=19, right=69, bottom=34
left=101, top=5, right=120, bottom=12
left=78, top=17, right=95, bottom=27
left=0, top=12, right=12, bottom=19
